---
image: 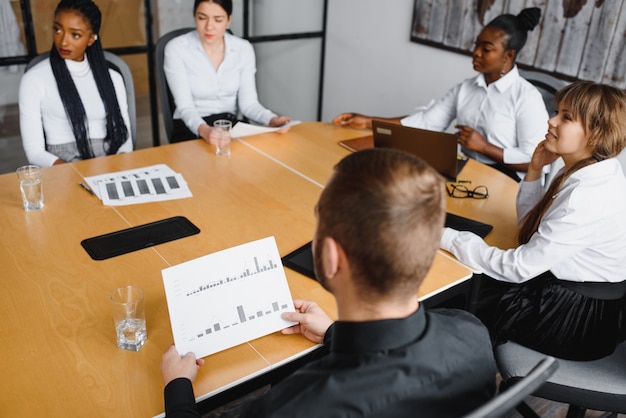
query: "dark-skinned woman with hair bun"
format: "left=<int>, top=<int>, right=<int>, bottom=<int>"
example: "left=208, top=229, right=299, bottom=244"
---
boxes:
left=334, top=8, right=547, bottom=182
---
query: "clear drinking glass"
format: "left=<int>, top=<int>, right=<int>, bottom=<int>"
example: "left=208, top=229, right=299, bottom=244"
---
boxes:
left=16, top=165, right=44, bottom=210
left=110, top=286, right=147, bottom=351
left=213, top=119, right=232, bottom=156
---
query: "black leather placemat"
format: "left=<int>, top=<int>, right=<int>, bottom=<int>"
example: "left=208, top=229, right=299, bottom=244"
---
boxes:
left=81, top=216, right=200, bottom=260
left=445, top=212, right=493, bottom=238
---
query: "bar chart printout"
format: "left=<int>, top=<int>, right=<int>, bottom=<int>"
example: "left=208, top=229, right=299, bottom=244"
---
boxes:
left=161, top=236, right=297, bottom=358
left=83, top=164, right=192, bottom=206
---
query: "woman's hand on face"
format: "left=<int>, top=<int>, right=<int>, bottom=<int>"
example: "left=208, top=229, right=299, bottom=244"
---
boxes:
left=530, top=140, right=559, bottom=171
left=523, top=140, right=559, bottom=182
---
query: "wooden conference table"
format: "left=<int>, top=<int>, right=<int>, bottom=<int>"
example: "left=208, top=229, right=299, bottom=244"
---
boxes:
left=0, top=122, right=517, bottom=417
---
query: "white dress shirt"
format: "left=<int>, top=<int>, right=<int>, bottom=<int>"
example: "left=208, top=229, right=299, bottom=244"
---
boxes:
left=164, top=31, right=276, bottom=136
left=19, top=57, right=132, bottom=167
left=401, top=67, right=548, bottom=174
left=441, top=158, right=626, bottom=283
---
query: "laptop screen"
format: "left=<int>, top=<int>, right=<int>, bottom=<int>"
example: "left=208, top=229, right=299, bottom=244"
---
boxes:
left=372, top=120, right=463, bottom=181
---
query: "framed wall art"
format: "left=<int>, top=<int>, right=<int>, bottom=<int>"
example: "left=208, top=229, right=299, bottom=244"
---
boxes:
left=411, top=0, right=626, bottom=88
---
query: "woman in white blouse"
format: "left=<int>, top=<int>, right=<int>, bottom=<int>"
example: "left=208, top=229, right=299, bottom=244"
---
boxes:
left=333, top=8, right=547, bottom=181
left=442, top=81, right=626, bottom=361
left=19, top=0, right=132, bottom=167
left=164, top=0, right=291, bottom=143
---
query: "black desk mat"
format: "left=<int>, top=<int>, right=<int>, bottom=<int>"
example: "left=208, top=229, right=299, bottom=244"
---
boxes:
left=81, top=216, right=200, bottom=260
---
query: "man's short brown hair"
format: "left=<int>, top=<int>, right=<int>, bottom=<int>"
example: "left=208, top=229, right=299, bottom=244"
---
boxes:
left=316, top=148, right=445, bottom=299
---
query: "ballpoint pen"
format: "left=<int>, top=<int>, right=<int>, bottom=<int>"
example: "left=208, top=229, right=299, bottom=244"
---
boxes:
left=78, top=182, right=96, bottom=196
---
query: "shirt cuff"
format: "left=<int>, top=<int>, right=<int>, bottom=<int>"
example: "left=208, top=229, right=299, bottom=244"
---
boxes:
left=502, top=147, right=532, bottom=165
left=322, top=322, right=336, bottom=345
left=440, top=227, right=457, bottom=252
left=164, top=377, right=199, bottom=416
left=519, top=177, right=543, bottom=195
left=259, top=111, right=277, bottom=126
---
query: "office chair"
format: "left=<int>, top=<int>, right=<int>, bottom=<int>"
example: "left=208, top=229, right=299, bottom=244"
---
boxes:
left=518, top=69, right=569, bottom=117
left=519, top=69, right=570, bottom=187
left=154, top=27, right=195, bottom=143
left=25, top=51, right=137, bottom=148
left=519, top=69, right=569, bottom=187
left=495, top=340, right=626, bottom=418
left=463, top=357, right=558, bottom=418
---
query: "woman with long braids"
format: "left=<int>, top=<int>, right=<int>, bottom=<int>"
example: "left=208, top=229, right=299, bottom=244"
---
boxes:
left=19, top=0, right=132, bottom=167
left=441, top=81, right=626, bottom=361
left=333, top=8, right=548, bottom=181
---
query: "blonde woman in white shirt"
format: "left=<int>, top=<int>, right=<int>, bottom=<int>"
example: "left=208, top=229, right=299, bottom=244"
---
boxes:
left=333, top=8, right=547, bottom=181
left=442, top=81, right=626, bottom=361
left=164, top=0, right=291, bottom=143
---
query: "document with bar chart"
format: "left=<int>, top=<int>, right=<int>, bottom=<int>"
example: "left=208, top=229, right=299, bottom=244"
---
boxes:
left=161, top=236, right=297, bottom=358
left=83, top=164, right=192, bottom=206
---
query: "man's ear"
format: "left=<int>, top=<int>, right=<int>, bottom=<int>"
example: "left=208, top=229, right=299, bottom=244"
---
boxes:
left=321, top=237, right=340, bottom=279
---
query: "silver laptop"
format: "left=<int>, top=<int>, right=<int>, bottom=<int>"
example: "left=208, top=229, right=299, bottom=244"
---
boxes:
left=372, top=120, right=464, bottom=181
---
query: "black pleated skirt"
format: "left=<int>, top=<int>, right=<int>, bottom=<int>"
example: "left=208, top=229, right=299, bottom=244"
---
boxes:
left=171, top=113, right=240, bottom=143
left=478, top=272, right=626, bottom=361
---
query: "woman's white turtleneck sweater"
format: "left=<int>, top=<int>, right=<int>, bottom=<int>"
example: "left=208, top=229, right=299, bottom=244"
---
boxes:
left=19, top=56, right=132, bottom=167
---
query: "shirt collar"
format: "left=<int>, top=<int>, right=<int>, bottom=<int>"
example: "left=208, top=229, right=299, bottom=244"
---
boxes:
left=569, top=158, right=622, bottom=181
left=327, top=306, right=427, bottom=353
left=224, top=31, right=234, bottom=50
left=475, top=65, right=520, bottom=92
left=65, top=56, right=90, bottom=77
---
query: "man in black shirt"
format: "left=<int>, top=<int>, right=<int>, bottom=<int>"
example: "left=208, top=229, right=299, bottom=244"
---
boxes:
left=161, top=148, right=496, bottom=417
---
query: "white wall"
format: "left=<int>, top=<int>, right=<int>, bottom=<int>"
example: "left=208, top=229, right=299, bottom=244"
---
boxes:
left=322, top=0, right=476, bottom=122
left=251, top=0, right=325, bottom=122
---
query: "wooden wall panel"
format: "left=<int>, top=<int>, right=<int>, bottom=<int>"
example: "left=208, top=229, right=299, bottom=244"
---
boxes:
left=515, top=0, right=546, bottom=66
left=603, top=9, right=626, bottom=86
left=554, top=2, right=593, bottom=77
left=577, top=2, right=622, bottom=82
left=443, top=0, right=472, bottom=49
left=428, top=1, right=448, bottom=43
left=411, top=0, right=626, bottom=89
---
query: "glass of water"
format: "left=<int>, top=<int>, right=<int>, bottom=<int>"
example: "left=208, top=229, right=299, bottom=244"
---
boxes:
left=16, top=165, right=44, bottom=210
left=110, top=286, right=147, bottom=351
left=213, top=119, right=232, bottom=156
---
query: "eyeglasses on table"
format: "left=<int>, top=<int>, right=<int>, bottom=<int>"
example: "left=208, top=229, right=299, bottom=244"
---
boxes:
left=446, top=182, right=489, bottom=199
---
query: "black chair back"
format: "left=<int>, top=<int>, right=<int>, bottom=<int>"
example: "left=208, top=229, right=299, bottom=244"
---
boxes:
left=154, top=28, right=195, bottom=143
left=463, top=356, right=558, bottom=418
